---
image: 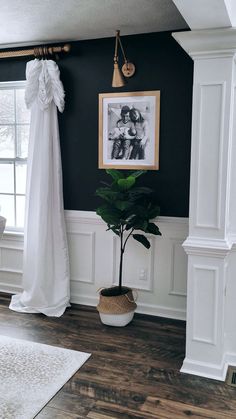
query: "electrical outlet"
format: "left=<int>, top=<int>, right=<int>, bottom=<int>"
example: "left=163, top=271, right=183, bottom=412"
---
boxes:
left=139, top=268, right=147, bottom=281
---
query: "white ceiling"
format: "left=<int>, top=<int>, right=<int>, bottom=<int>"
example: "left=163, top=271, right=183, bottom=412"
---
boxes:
left=0, top=0, right=188, bottom=48
left=173, top=0, right=236, bottom=29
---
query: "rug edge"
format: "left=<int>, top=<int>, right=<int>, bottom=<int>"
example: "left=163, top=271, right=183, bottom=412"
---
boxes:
left=32, top=352, right=91, bottom=418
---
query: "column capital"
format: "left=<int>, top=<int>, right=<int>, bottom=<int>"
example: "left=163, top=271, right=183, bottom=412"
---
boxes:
left=183, top=237, right=232, bottom=257
left=172, top=28, right=236, bottom=59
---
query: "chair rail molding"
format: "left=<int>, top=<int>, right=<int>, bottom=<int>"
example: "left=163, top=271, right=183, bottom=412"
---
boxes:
left=173, top=27, right=236, bottom=381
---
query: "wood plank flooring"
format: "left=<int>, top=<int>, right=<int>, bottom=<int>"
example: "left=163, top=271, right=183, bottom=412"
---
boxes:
left=0, top=293, right=235, bottom=418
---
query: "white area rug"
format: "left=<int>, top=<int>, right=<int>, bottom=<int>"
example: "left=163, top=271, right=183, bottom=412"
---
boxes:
left=0, top=335, right=90, bottom=419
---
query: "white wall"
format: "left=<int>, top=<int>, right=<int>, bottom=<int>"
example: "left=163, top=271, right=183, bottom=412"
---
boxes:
left=0, top=210, right=188, bottom=320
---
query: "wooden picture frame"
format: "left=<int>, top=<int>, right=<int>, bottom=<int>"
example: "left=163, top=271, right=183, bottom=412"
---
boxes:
left=98, top=91, right=160, bottom=170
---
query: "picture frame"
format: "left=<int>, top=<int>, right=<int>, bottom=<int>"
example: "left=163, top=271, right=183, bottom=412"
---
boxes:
left=98, top=90, right=160, bottom=170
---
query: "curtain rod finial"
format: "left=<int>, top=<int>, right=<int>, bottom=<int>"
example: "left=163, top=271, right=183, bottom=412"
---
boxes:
left=63, top=44, right=71, bottom=53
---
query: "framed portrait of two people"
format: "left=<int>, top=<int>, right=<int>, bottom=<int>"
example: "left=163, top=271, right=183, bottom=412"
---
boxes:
left=98, top=90, right=160, bottom=170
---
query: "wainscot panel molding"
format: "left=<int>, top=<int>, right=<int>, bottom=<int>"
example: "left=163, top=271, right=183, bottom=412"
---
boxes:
left=0, top=210, right=188, bottom=320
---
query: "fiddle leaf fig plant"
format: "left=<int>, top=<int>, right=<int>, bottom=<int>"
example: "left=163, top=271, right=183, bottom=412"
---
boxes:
left=96, top=169, right=161, bottom=294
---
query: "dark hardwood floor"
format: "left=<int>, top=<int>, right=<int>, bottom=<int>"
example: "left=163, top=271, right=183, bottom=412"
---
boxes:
left=0, top=293, right=236, bottom=418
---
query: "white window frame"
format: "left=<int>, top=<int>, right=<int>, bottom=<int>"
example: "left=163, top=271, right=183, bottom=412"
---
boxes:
left=0, top=80, right=29, bottom=233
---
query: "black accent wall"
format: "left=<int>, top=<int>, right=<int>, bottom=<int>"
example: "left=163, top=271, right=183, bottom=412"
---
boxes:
left=0, top=31, right=193, bottom=216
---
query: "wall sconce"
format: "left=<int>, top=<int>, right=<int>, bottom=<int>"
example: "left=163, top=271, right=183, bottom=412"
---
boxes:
left=112, top=30, right=135, bottom=88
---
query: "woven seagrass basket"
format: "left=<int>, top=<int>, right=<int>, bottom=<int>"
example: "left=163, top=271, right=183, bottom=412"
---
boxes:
left=97, top=286, right=137, bottom=326
left=97, top=287, right=137, bottom=314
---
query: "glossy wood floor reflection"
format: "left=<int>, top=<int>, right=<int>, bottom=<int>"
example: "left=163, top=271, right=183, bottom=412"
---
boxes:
left=0, top=294, right=236, bottom=418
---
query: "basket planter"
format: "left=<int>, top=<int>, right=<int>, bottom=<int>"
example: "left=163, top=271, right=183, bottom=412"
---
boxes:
left=97, top=286, right=137, bottom=327
left=95, top=169, right=161, bottom=327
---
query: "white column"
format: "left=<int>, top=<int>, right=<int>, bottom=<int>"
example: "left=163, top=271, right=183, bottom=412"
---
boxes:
left=172, top=28, right=236, bottom=380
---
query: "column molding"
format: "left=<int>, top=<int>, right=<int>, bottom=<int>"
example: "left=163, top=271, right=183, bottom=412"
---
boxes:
left=183, top=237, right=231, bottom=258
left=172, top=28, right=236, bottom=380
left=173, top=28, right=236, bottom=58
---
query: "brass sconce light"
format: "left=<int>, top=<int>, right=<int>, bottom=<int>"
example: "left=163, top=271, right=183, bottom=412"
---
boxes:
left=112, top=30, right=135, bottom=88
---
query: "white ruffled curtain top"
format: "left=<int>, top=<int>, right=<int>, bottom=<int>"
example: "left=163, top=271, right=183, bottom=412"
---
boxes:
left=25, top=59, right=65, bottom=112
left=9, top=59, right=70, bottom=317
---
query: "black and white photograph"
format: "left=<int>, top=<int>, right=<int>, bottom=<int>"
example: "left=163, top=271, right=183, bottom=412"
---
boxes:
left=99, top=91, right=160, bottom=170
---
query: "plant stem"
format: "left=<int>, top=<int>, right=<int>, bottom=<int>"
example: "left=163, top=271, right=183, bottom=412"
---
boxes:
left=118, top=227, right=134, bottom=294
left=123, top=227, right=134, bottom=251
left=118, top=226, right=124, bottom=293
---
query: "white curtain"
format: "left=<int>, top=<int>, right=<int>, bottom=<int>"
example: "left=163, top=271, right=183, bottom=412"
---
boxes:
left=10, top=59, right=70, bottom=317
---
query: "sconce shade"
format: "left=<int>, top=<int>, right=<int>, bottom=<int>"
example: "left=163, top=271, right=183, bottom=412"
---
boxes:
left=112, top=62, right=125, bottom=87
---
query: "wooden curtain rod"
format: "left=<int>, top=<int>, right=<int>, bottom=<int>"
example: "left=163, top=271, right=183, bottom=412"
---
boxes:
left=0, top=43, right=71, bottom=59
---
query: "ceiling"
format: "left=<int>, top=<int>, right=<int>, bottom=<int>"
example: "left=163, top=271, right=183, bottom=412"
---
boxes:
left=0, top=0, right=188, bottom=48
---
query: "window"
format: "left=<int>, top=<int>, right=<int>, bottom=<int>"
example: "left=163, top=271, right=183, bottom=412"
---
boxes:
left=0, top=81, right=30, bottom=230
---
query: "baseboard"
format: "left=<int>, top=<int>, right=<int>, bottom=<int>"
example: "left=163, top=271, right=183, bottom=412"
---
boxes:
left=181, top=354, right=236, bottom=381
left=70, top=294, right=99, bottom=307
left=136, top=302, right=186, bottom=320
left=0, top=283, right=22, bottom=295
left=181, top=356, right=228, bottom=381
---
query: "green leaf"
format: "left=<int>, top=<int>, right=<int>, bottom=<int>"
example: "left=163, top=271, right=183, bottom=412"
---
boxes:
left=128, top=187, right=153, bottom=199
left=117, top=176, right=136, bottom=191
left=114, top=200, right=132, bottom=211
left=146, top=222, right=162, bottom=235
left=106, top=169, right=124, bottom=181
left=126, top=216, right=148, bottom=231
left=136, top=221, right=149, bottom=231
left=125, top=223, right=135, bottom=231
left=107, top=226, right=121, bottom=236
left=132, top=234, right=151, bottom=249
left=96, top=187, right=120, bottom=202
left=128, top=170, right=147, bottom=179
left=130, top=205, right=148, bottom=219
left=96, top=206, right=122, bottom=226
left=124, top=214, right=137, bottom=230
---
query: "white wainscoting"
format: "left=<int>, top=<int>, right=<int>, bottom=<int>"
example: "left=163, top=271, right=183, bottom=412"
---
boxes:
left=0, top=232, right=24, bottom=294
left=0, top=211, right=188, bottom=320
